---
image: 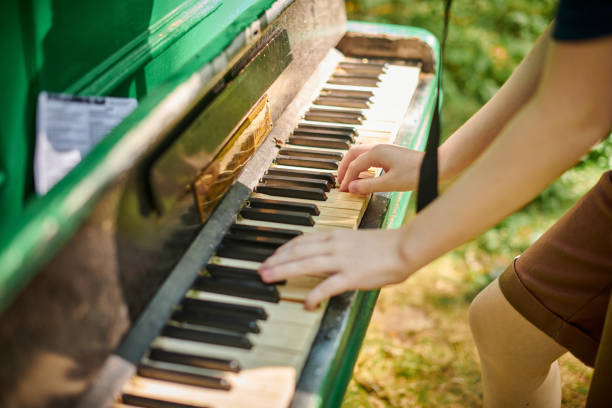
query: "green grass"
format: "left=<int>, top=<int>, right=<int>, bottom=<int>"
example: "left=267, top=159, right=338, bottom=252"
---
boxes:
left=340, top=0, right=610, bottom=406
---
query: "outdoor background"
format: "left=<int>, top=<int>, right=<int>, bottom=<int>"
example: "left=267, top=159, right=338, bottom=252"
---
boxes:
left=341, top=0, right=612, bottom=406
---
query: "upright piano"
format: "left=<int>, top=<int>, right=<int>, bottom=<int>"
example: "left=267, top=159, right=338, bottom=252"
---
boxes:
left=0, top=0, right=440, bottom=407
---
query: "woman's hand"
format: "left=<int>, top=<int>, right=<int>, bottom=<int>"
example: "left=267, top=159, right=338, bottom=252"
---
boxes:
left=258, top=228, right=411, bottom=309
left=337, top=144, right=425, bottom=194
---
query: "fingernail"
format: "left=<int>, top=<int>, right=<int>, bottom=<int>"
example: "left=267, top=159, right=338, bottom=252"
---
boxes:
left=348, top=181, right=359, bottom=193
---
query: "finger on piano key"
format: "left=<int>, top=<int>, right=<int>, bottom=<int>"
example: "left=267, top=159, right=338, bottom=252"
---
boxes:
left=246, top=197, right=320, bottom=216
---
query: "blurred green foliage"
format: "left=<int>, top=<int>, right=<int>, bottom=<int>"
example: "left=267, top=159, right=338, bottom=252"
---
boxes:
left=347, top=0, right=611, bottom=256
left=347, top=0, right=557, bottom=137
left=346, top=0, right=611, bottom=155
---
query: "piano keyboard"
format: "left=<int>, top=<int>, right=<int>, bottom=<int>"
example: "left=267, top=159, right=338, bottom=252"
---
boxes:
left=115, top=56, right=420, bottom=408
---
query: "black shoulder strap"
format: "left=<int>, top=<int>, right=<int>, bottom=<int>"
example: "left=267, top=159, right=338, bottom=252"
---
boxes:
left=416, top=0, right=452, bottom=212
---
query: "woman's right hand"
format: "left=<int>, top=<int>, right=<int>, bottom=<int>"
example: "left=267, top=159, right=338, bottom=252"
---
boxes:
left=337, top=143, right=425, bottom=194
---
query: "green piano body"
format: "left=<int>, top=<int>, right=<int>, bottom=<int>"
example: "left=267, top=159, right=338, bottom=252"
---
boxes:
left=0, top=0, right=440, bottom=406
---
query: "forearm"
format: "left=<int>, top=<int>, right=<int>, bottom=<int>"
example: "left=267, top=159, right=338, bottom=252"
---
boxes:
left=403, top=96, right=608, bottom=272
left=401, top=34, right=612, bottom=272
left=439, top=24, right=553, bottom=182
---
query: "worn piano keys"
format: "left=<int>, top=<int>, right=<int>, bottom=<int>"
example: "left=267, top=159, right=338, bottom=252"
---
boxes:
left=0, top=0, right=440, bottom=407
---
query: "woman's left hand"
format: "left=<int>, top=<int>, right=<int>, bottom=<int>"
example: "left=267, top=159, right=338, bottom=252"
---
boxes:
left=258, top=228, right=411, bottom=309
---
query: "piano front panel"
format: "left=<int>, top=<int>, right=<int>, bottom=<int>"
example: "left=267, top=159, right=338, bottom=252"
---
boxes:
left=115, top=0, right=348, bottom=321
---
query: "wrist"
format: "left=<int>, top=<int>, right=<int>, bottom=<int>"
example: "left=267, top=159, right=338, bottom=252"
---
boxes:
left=395, top=224, right=423, bottom=279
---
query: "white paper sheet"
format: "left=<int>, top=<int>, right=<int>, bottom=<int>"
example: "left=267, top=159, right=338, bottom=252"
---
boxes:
left=34, top=92, right=138, bottom=194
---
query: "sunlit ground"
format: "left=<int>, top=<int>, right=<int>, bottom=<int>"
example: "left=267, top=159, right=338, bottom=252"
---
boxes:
left=341, top=163, right=606, bottom=407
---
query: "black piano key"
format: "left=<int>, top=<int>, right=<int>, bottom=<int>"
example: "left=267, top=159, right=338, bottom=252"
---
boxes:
left=193, top=276, right=280, bottom=303
left=247, top=197, right=320, bottom=215
left=222, top=233, right=287, bottom=248
left=137, top=364, right=231, bottom=390
left=261, top=174, right=330, bottom=191
left=122, top=393, right=203, bottom=408
left=304, top=108, right=364, bottom=124
left=161, top=324, right=253, bottom=349
left=216, top=238, right=277, bottom=262
left=240, top=207, right=315, bottom=226
left=338, top=60, right=387, bottom=74
left=229, top=223, right=302, bottom=240
left=206, top=263, right=264, bottom=281
left=296, top=123, right=358, bottom=136
left=171, top=310, right=260, bottom=334
left=293, top=129, right=354, bottom=143
left=313, top=96, right=370, bottom=109
left=266, top=167, right=335, bottom=186
left=294, top=124, right=357, bottom=141
left=320, top=87, right=374, bottom=99
left=328, top=75, right=380, bottom=87
left=182, top=296, right=268, bottom=320
left=332, top=71, right=381, bottom=80
left=288, top=135, right=351, bottom=150
left=149, top=348, right=241, bottom=373
left=223, top=233, right=281, bottom=249
left=278, top=147, right=343, bottom=161
left=254, top=183, right=328, bottom=201
left=275, top=155, right=339, bottom=171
